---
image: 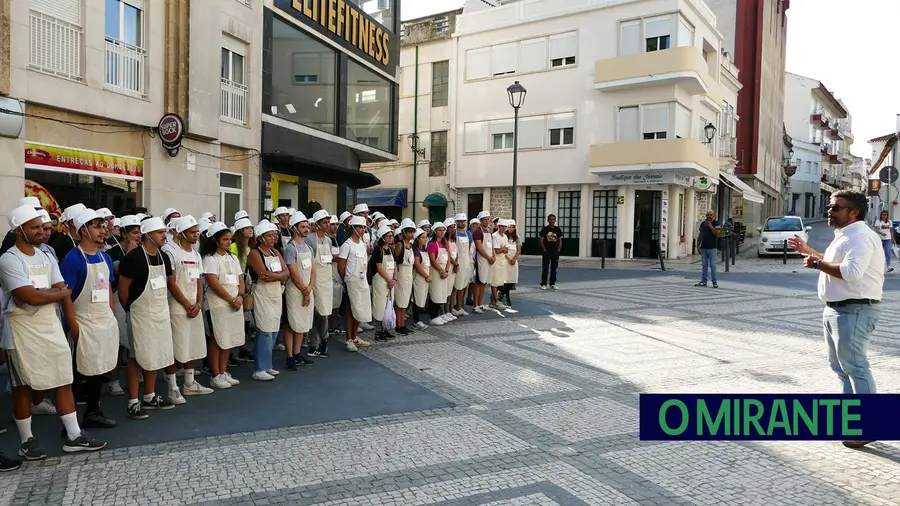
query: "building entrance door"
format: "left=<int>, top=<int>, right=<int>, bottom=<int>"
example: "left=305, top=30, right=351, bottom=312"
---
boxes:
left=632, top=190, right=662, bottom=258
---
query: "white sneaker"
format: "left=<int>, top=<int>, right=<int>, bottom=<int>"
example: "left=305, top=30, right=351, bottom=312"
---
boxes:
left=451, top=309, right=461, bottom=317
left=252, top=371, right=275, bottom=381
left=224, top=372, right=240, bottom=386
left=413, top=321, right=428, bottom=330
left=167, top=388, right=186, bottom=405
left=106, top=380, right=125, bottom=396
left=447, top=313, right=457, bottom=321
left=473, top=306, right=484, bottom=314
left=360, top=322, right=374, bottom=331
left=211, top=375, right=232, bottom=389
left=356, top=337, right=372, bottom=347
left=273, top=343, right=286, bottom=351
left=182, top=381, right=214, bottom=396
left=540, top=285, right=547, bottom=290
left=550, top=285, right=559, bottom=290
left=266, top=369, right=280, bottom=376
left=432, top=316, right=445, bottom=326
left=32, top=398, right=57, bottom=416
left=346, top=340, right=359, bottom=352
left=458, top=309, right=470, bottom=316
left=497, top=302, right=508, bottom=310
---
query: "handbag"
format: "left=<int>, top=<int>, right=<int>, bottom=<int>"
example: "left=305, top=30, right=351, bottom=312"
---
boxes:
left=383, top=298, right=396, bottom=330
left=242, top=272, right=255, bottom=311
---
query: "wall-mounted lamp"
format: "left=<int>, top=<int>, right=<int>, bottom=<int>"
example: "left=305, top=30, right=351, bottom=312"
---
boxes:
left=702, top=122, right=716, bottom=144
left=407, top=134, right=426, bottom=159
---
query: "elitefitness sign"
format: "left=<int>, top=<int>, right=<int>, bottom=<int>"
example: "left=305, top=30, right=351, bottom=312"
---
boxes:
left=274, top=0, right=398, bottom=74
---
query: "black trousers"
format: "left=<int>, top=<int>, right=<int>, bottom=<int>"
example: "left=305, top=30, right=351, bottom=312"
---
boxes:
left=540, top=252, right=559, bottom=286
left=71, top=342, right=104, bottom=414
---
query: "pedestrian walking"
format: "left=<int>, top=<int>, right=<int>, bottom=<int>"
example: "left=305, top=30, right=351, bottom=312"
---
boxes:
left=874, top=210, right=894, bottom=273
left=787, top=190, right=883, bottom=450
left=539, top=215, right=562, bottom=290
left=694, top=211, right=720, bottom=288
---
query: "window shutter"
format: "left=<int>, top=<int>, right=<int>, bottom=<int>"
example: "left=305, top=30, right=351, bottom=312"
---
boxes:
left=519, top=38, right=547, bottom=73
left=491, top=43, right=518, bottom=76
left=620, top=21, right=641, bottom=56
left=675, top=105, right=691, bottom=138
left=490, top=119, right=514, bottom=136
left=645, top=16, right=673, bottom=39
left=518, top=116, right=545, bottom=149
left=465, top=48, right=490, bottom=81
left=618, top=107, right=640, bottom=142
left=31, top=0, right=80, bottom=24
left=643, top=105, right=669, bottom=135
left=548, top=32, right=577, bottom=61
left=677, top=18, right=694, bottom=47
left=464, top=122, right=487, bottom=153
left=547, top=112, right=575, bottom=131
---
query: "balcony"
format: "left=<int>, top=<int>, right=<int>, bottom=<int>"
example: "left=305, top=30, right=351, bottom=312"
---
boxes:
left=718, top=136, right=737, bottom=158
left=221, top=78, right=248, bottom=125
left=827, top=128, right=843, bottom=140
left=28, top=11, right=83, bottom=81
left=594, top=47, right=722, bottom=105
left=810, top=113, right=829, bottom=129
left=827, top=153, right=840, bottom=164
left=105, top=38, right=146, bottom=96
left=588, top=138, right=720, bottom=182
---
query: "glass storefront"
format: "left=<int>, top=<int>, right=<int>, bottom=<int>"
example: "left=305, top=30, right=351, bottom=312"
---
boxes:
left=346, top=60, right=391, bottom=152
left=25, top=168, right=139, bottom=217
left=347, top=0, right=396, bottom=33
left=308, top=180, right=337, bottom=215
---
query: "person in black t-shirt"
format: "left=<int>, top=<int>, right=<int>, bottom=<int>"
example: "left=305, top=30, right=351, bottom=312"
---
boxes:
left=118, top=243, right=174, bottom=311
left=539, top=214, right=563, bottom=290
left=694, top=210, right=721, bottom=288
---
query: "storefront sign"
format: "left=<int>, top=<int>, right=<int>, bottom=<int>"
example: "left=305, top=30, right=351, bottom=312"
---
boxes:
left=274, top=0, right=398, bottom=74
left=158, top=113, right=185, bottom=157
left=596, top=172, right=693, bottom=186
left=24, top=142, right=144, bottom=179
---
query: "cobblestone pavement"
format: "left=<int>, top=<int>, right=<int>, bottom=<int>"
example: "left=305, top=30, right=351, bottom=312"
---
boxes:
left=2, top=273, right=899, bottom=505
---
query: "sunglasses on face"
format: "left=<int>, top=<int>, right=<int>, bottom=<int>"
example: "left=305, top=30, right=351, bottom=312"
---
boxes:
left=826, top=204, right=851, bottom=212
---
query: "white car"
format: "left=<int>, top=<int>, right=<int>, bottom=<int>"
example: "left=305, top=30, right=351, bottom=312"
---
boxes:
left=756, top=216, right=812, bottom=257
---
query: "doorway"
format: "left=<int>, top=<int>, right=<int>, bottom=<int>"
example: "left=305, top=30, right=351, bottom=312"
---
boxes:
left=633, top=190, right=661, bottom=258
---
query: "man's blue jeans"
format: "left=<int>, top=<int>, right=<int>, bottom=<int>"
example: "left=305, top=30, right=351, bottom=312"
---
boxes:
left=700, top=248, right=717, bottom=283
left=823, top=304, right=879, bottom=394
left=255, top=331, right=276, bottom=373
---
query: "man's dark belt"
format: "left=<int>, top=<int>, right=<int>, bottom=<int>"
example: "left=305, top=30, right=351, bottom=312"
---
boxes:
left=826, top=299, right=880, bottom=308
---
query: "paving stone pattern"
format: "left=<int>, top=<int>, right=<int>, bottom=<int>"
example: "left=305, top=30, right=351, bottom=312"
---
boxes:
left=2, top=274, right=900, bottom=505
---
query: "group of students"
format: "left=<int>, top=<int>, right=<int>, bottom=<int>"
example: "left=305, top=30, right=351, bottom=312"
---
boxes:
left=0, top=198, right=520, bottom=472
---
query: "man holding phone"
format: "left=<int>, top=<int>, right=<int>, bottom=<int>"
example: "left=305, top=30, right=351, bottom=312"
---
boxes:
left=695, top=211, right=721, bottom=288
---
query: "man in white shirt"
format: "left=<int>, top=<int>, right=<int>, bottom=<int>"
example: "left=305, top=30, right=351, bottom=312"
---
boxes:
left=788, top=190, right=883, bottom=450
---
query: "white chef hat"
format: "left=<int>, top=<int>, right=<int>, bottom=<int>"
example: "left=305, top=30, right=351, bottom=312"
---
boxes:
left=506, top=219, right=516, bottom=227
left=18, top=196, right=41, bottom=209
left=497, top=219, right=509, bottom=227
left=432, top=221, right=447, bottom=231
left=74, top=208, right=101, bottom=231
left=443, top=217, right=454, bottom=228
left=198, top=220, right=213, bottom=235
left=339, top=211, right=352, bottom=223
left=417, top=219, right=430, bottom=228
left=162, top=208, right=179, bottom=221
left=311, top=209, right=330, bottom=223
left=254, top=220, right=278, bottom=237
left=63, top=203, right=86, bottom=223
left=119, top=215, right=141, bottom=228
left=7, top=205, right=41, bottom=228
left=477, top=210, right=491, bottom=220
left=274, top=206, right=290, bottom=216
left=349, top=215, right=366, bottom=227
left=329, top=215, right=339, bottom=224
left=454, top=213, right=467, bottom=222
left=140, top=217, right=166, bottom=234
left=206, top=221, right=229, bottom=237
left=289, top=212, right=309, bottom=227
left=234, top=217, right=253, bottom=231
left=376, top=224, right=393, bottom=239
left=96, top=208, right=113, bottom=219
left=234, top=210, right=249, bottom=222
left=469, top=218, right=479, bottom=225
left=352, top=203, right=369, bottom=214
left=400, top=218, right=416, bottom=230
left=413, top=228, right=427, bottom=240
left=199, top=212, right=214, bottom=222
left=113, top=217, right=121, bottom=228
left=175, top=215, right=199, bottom=234
left=37, top=209, right=51, bottom=224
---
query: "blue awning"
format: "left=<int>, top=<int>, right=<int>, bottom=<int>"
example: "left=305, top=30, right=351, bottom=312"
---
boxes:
left=357, top=188, right=408, bottom=208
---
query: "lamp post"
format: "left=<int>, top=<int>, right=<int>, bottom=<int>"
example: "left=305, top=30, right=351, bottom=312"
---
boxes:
left=507, top=81, right=526, bottom=221
left=701, top=122, right=716, bottom=145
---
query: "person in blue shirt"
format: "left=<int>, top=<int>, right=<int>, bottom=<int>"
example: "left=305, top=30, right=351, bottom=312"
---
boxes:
left=694, top=210, right=721, bottom=288
left=60, top=210, right=118, bottom=430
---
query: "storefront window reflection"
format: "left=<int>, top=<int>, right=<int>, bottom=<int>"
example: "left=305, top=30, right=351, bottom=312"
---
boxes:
left=307, top=181, right=337, bottom=216
left=26, top=169, right=139, bottom=217
left=270, top=17, right=337, bottom=135
left=346, top=60, right=391, bottom=152
left=347, top=0, right=396, bottom=33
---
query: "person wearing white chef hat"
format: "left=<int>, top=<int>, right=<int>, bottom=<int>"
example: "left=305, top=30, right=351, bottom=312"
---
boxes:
left=0, top=205, right=107, bottom=460
left=452, top=213, right=473, bottom=317
left=1, top=197, right=45, bottom=256
left=50, top=203, right=86, bottom=262
left=337, top=215, right=373, bottom=351
left=306, top=209, right=336, bottom=357
left=246, top=219, right=290, bottom=379
left=282, top=212, right=316, bottom=368
left=117, top=216, right=177, bottom=419
left=272, top=207, right=293, bottom=251
left=328, top=214, right=345, bottom=335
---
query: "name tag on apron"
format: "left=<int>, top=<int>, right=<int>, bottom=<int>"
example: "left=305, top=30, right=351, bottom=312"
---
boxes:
left=224, top=274, right=238, bottom=285
left=331, top=247, right=340, bottom=256
left=322, top=254, right=333, bottom=264
left=30, top=274, right=50, bottom=289
left=187, top=267, right=201, bottom=280
left=92, top=289, right=109, bottom=303
left=301, top=258, right=312, bottom=271
left=266, top=257, right=282, bottom=272
left=150, top=276, right=166, bottom=291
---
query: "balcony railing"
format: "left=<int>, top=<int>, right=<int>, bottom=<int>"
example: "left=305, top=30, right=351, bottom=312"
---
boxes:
left=221, top=78, right=248, bottom=124
left=718, top=136, right=737, bottom=158
left=28, top=11, right=83, bottom=81
left=105, top=38, right=146, bottom=95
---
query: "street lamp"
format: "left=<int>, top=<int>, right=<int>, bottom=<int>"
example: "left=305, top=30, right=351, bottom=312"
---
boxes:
left=702, top=122, right=717, bottom=144
left=507, top=81, right=526, bottom=222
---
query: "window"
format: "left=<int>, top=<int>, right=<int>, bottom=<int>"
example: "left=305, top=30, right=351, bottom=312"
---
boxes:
left=29, top=0, right=83, bottom=80
left=219, top=172, right=243, bottom=225
left=270, top=17, right=338, bottom=134
left=675, top=104, right=690, bottom=139
left=549, top=32, right=577, bottom=67
left=519, top=38, right=547, bottom=73
left=466, top=47, right=490, bottom=80
left=430, top=131, right=448, bottom=176
left=645, top=16, right=672, bottom=52
left=491, top=43, right=517, bottom=76
left=432, top=60, right=449, bottom=107
left=104, top=0, right=145, bottom=94
left=346, top=59, right=392, bottom=152
left=557, top=191, right=581, bottom=240
left=642, top=104, right=668, bottom=140
left=221, top=47, right=247, bottom=124
left=525, top=191, right=547, bottom=240
left=518, top=116, right=546, bottom=149
left=549, top=128, right=574, bottom=146
left=346, top=0, right=396, bottom=33
left=493, top=133, right=514, bottom=150
left=620, top=20, right=642, bottom=56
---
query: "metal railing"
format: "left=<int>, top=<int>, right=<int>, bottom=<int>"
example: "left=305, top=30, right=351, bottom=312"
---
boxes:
left=718, top=136, right=737, bottom=157
left=221, top=78, right=248, bottom=124
left=105, top=38, right=146, bottom=95
left=28, top=11, right=83, bottom=80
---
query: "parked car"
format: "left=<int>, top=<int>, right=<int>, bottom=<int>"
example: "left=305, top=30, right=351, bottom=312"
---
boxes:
left=756, top=216, right=812, bottom=257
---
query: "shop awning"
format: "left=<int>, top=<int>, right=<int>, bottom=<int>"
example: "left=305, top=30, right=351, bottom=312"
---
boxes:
left=820, top=183, right=839, bottom=194
left=720, top=173, right=765, bottom=204
left=423, top=193, right=447, bottom=207
left=357, top=188, right=408, bottom=208
left=261, top=153, right=381, bottom=189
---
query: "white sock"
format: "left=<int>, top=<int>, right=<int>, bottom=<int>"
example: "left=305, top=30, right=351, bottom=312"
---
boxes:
left=60, top=412, right=81, bottom=440
left=143, top=392, right=155, bottom=403
left=184, top=369, right=195, bottom=386
left=128, top=398, right=139, bottom=408
left=166, top=373, right=177, bottom=391
left=15, top=417, right=33, bottom=443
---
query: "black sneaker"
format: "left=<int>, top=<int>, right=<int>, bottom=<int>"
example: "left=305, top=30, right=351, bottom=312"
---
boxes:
left=142, top=395, right=175, bottom=411
left=237, top=350, right=255, bottom=362
left=199, top=366, right=211, bottom=376
left=383, top=331, right=397, bottom=340
left=309, top=349, right=330, bottom=358
left=62, top=431, right=106, bottom=453
left=395, top=326, right=411, bottom=336
left=285, top=357, right=298, bottom=371
left=227, top=355, right=240, bottom=367
left=330, top=327, right=345, bottom=335
left=712, top=282, right=719, bottom=288
left=374, top=332, right=388, bottom=342
left=83, top=411, right=117, bottom=429
left=0, top=453, right=21, bottom=472
left=127, top=401, right=149, bottom=420
left=0, top=427, right=6, bottom=435
left=694, top=281, right=707, bottom=287
left=18, top=437, right=46, bottom=461
left=295, top=356, right=314, bottom=367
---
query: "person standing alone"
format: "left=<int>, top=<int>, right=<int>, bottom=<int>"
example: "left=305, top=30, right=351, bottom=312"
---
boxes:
left=694, top=211, right=720, bottom=288
left=539, top=215, right=562, bottom=290
left=788, top=190, right=883, bottom=449
left=874, top=210, right=894, bottom=273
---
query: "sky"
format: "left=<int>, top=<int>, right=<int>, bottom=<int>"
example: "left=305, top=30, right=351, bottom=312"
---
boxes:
left=400, top=0, right=890, bottom=158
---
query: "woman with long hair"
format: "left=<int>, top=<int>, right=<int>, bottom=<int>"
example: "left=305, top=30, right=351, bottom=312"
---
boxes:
left=369, top=225, right=396, bottom=342
left=443, top=218, right=458, bottom=322
left=246, top=221, right=289, bottom=381
left=427, top=222, right=451, bottom=325
left=393, top=219, right=416, bottom=335
left=410, top=229, right=430, bottom=330
left=200, top=224, right=245, bottom=389
left=876, top=210, right=895, bottom=273
left=230, top=217, right=256, bottom=363
left=503, top=220, right=521, bottom=307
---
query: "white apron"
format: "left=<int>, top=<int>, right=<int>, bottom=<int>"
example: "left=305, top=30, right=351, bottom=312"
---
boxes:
left=345, top=244, right=372, bottom=323
left=454, top=235, right=473, bottom=290
left=129, top=248, right=175, bottom=371
left=331, top=244, right=343, bottom=310
left=490, top=233, right=509, bottom=286
left=7, top=261, right=74, bottom=390
left=207, top=252, right=245, bottom=349
left=413, top=252, right=430, bottom=308
left=395, top=245, right=414, bottom=310
left=72, top=249, right=119, bottom=376
left=115, top=296, right=128, bottom=347
left=169, top=246, right=207, bottom=363
left=506, top=239, right=520, bottom=284
left=313, top=236, right=334, bottom=316
left=476, top=233, right=494, bottom=285
left=372, top=249, right=394, bottom=321
left=286, top=244, right=314, bottom=333
left=429, top=247, right=450, bottom=303
left=253, top=249, right=284, bottom=333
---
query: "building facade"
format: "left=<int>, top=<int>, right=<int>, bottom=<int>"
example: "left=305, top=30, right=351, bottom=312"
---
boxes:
left=259, top=0, right=399, bottom=220
left=0, top=0, right=263, bottom=230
